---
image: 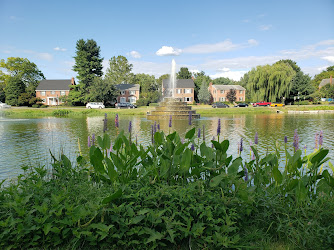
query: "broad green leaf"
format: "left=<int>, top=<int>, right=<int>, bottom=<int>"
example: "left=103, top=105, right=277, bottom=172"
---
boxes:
left=212, top=141, right=222, bottom=151
left=272, top=166, right=283, bottom=184
left=61, top=154, right=72, bottom=168
left=220, top=140, right=229, bottom=154
left=228, top=157, right=242, bottom=175
left=209, top=173, right=225, bottom=187
left=102, top=189, right=122, bottom=204
left=185, top=127, right=195, bottom=139
left=103, top=134, right=111, bottom=150
left=296, top=180, right=307, bottom=201
left=180, top=148, right=192, bottom=174
left=311, top=149, right=329, bottom=164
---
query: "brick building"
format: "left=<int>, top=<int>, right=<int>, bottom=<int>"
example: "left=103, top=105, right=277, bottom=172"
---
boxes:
left=208, top=82, right=246, bottom=102
left=115, top=84, right=140, bottom=104
left=162, top=79, right=195, bottom=103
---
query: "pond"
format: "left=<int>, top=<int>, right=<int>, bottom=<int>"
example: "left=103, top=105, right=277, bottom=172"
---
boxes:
left=1, top=113, right=334, bottom=181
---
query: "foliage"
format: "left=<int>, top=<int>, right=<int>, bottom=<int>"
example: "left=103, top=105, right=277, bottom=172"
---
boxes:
left=134, top=73, right=160, bottom=105
left=247, top=62, right=296, bottom=102
left=177, top=67, right=192, bottom=79
left=105, top=55, right=134, bottom=85
left=5, top=76, right=26, bottom=106
left=0, top=82, right=6, bottom=102
left=197, top=80, right=211, bottom=104
left=193, top=71, right=211, bottom=102
left=87, top=77, right=118, bottom=104
left=226, top=89, right=237, bottom=103
left=289, top=71, right=314, bottom=101
left=72, top=39, right=103, bottom=103
left=213, top=77, right=235, bottom=85
left=311, top=65, right=334, bottom=89
left=52, top=109, right=71, bottom=116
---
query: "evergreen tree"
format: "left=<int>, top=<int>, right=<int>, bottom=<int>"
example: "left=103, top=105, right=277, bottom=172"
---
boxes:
left=105, top=56, right=134, bottom=85
left=198, top=80, right=211, bottom=104
left=5, top=76, right=26, bottom=106
left=73, top=39, right=103, bottom=102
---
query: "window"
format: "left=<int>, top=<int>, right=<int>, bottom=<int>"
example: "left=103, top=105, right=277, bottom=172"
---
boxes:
left=220, top=97, right=225, bottom=102
left=220, top=90, right=225, bottom=94
left=130, top=90, right=136, bottom=95
left=239, top=97, right=243, bottom=101
left=120, top=97, right=126, bottom=103
left=41, top=91, right=46, bottom=96
left=184, top=97, right=192, bottom=102
left=176, top=89, right=182, bottom=94
left=60, top=91, right=66, bottom=96
left=184, top=89, right=192, bottom=94
left=129, top=97, right=136, bottom=103
left=121, top=90, right=126, bottom=95
left=239, top=90, right=243, bottom=94
left=51, top=91, right=55, bottom=94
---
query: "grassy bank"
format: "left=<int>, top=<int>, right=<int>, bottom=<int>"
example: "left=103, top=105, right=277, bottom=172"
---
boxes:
left=1, top=127, right=334, bottom=249
left=2, top=104, right=334, bottom=118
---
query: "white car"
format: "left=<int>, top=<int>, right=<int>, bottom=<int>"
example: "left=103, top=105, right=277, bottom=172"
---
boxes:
left=86, top=102, right=105, bottom=109
left=0, top=101, right=11, bottom=109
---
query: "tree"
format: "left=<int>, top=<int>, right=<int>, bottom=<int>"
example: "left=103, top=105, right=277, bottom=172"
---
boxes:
left=275, top=59, right=301, bottom=73
left=193, top=72, right=211, bottom=102
left=133, top=73, right=160, bottom=106
left=87, top=77, right=118, bottom=104
left=5, top=76, right=26, bottom=106
left=105, top=56, right=134, bottom=85
left=198, top=80, right=211, bottom=104
left=0, top=57, right=44, bottom=104
left=246, top=62, right=296, bottom=102
left=311, top=66, right=334, bottom=89
left=213, top=77, right=235, bottom=85
left=73, top=39, right=103, bottom=99
left=289, top=71, right=314, bottom=101
left=226, top=89, right=237, bottom=103
left=177, top=67, right=192, bottom=79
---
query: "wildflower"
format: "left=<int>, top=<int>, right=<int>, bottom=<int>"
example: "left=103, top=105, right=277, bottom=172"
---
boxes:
left=169, top=115, right=172, bottom=128
left=217, top=119, right=221, bottom=136
left=188, top=112, right=192, bottom=126
left=88, top=135, right=91, bottom=148
left=191, top=144, right=195, bottom=151
left=284, top=136, right=288, bottom=144
left=240, top=138, right=243, bottom=153
left=244, top=165, right=249, bottom=181
left=254, top=132, right=258, bottom=145
left=115, top=114, right=119, bottom=128
left=128, top=121, right=132, bottom=133
left=154, top=121, right=157, bottom=134
left=197, top=128, right=201, bottom=138
left=157, top=123, right=160, bottom=131
left=202, top=124, right=205, bottom=141
left=103, top=113, right=108, bottom=133
left=319, top=131, right=323, bottom=148
left=151, top=125, right=154, bottom=144
left=293, top=129, right=299, bottom=152
left=92, top=134, right=95, bottom=146
left=315, top=132, right=319, bottom=149
left=211, top=136, right=215, bottom=148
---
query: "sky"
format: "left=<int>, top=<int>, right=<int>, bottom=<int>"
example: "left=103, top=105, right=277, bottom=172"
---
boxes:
left=1, top=0, right=333, bottom=81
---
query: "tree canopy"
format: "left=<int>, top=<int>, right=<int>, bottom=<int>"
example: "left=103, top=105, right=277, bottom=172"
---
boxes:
left=105, top=56, right=134, bottom=85
left=133, top=73, right=160, bottom=106
left=198, top=80, right=211, bottom=104
left=177, top=67, right=192, bottom=79
left=213, top=77, right=235, bottom=85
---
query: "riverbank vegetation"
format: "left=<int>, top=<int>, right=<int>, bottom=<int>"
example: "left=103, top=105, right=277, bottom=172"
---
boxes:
left=1, top=123, right=334, bottom=248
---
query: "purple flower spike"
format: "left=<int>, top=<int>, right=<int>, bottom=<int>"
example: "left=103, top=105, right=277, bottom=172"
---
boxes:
left=244, top=165, right=248, bottom=181
left=198, top=128, right=201, bottom=138
left=157, top=123, right=160, bottom=131
left=240, top=138, right=243, bottom=153
left=88, top=135, right=91, bottom=148
left=217, top=119, right=221, bottom=136
left=284, top=136, right=288, bottom=144
left=315, top=132, right=319, bottom=149
left=115, top=114, right=119, bottom=128
left=128, top=121, right=132, bottom=133
left=169, top=115, right=172, bottom=128
left=319, top=131, right=323, bottom=147
left=254, top=132, right=258, bottom=145
left=92, top=134, right=95, bottom=146
left=211, top=136, right=215, bottom=148
left=191, top=144, right=195, bottom=151
left=154, top=121, right=157, bottom=134
left=188, top=112, right=192, bottom=125
left=202, top=125, right=205, bottom=141
left=293, top=129, right=299, bottom=152
left=151, top=125, right=154, bottom=144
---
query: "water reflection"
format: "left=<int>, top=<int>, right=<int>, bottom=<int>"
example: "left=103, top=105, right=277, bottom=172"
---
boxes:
left=1, top=113, right=334, bottom=180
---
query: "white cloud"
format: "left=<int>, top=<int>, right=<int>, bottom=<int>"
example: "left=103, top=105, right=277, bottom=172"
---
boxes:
left=2, top=50, right=11, bottom=54
left=53, top=47, right=67, bottom=52
left=322, top=56, right=334, bottom=63
left=23, top=50, right=53, bottom=61
left=189, top=69, right=200, bottom=75
left=210, top=70, right=248, bottom=81
left=182, top=39, right=258, bottom=54
left=128, top=50, right=141, bottom=59
left=156, top=46, right=182, bottom=56
left=259, top=24, right=272, bottom=31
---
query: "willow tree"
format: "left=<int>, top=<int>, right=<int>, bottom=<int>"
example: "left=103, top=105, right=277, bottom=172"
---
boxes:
left=247, top=62, right=296, bottom=102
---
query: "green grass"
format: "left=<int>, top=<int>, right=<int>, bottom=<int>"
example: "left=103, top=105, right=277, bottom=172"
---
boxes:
left=2, top=104, right=334, bottom=118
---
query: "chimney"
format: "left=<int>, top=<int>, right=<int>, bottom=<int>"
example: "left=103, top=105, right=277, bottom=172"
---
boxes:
left=71, top=77, right=76, bottom=85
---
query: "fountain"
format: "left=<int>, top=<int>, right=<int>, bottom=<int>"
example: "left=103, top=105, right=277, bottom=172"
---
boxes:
left=147, top=60, right=200, bottom=119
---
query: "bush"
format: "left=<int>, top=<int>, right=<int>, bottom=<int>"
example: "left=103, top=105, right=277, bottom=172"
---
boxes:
left=52, top=109, right=70, bottom=116
left=149, top=103, right=159, bottom=106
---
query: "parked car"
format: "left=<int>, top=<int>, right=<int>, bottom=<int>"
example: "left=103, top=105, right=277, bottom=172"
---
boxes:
left=252, top=101, right=271, bottom=107
left=115, top=102, right=137, bottom=109
left=270, top=102, right=285, bottom=107
left=0, top=101, right=11, bottom=109
left=212, top=102, right=229, bottom=108
left=234, top=103, right=248, bottom=107
left=86, top=102, right=105, bottom=109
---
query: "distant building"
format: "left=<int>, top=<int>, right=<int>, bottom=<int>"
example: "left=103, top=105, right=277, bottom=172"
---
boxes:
left=36, top=78, right=75, bottom=105
left=208, top=82, right=246, bottom=102
left=162, top=79, right=195, bottom=103
left=115, top=84, right=140, bottom=104
left=319, top=76, right=333, bottom=89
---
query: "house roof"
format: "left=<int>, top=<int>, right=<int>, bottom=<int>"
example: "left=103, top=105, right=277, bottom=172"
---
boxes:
left=115, top=84, right=140, bottom=91
left=319, top=79, right=332, bottom=88
left=162, top=79, right=195, bottom=88
left=212, top=84, right=246, bottom=91
left=36, top=79, right=73, bottom=91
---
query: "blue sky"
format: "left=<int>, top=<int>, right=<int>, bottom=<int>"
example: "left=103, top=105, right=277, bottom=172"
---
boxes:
left=1, top=0, right=333, bottom=81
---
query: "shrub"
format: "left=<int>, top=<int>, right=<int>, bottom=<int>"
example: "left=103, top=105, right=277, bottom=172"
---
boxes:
left=52, top=109, right=70, bottom=116
left=149, top=103, right=159, bottom=106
